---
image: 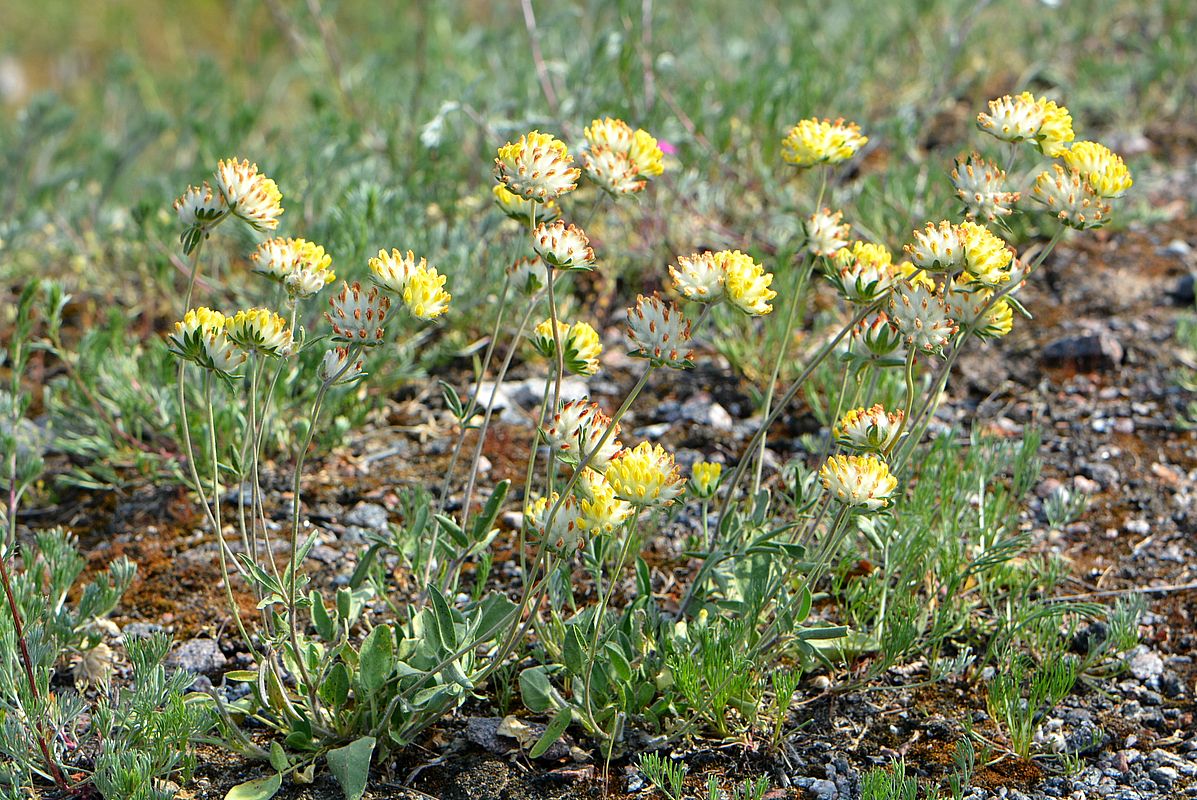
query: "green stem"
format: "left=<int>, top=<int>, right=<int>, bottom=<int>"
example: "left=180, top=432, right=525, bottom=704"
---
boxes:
left=582, top=513, right=638, bottom=734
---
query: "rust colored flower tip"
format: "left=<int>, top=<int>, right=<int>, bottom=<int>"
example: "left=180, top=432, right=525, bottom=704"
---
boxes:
left=626, top=293, right=694, bottom=369
left=326, top=281, right=391, bottom=345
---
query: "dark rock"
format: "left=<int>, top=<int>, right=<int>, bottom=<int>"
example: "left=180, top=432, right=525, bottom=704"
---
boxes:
left=1041, top=332, right=1124, bottom=371
left=1171, top=273, right=1195, bottom=305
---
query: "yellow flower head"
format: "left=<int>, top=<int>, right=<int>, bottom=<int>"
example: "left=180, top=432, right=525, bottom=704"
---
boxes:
left=689, top=461, right=722, bottom=499
left=1031, top=165, right=1111, bottom=230
left=533, top=319, right=602, bottom=376
left=819, top=454, right=898, bottom=510
left=168, top=308, right=246, bottom=374
left=214, top=158, right=283, bottom=231
left=670, top=252, right=725, bottom=303
left=402, top=263, right=451, bottom=321
left=944, top=285, right=1015, bottom=340
left=717, top=250, right=776, bottom=316
left=829, top=242, right=901, bottom=304
left=227, top=308, right=293, bottom=357
left=782, top=118, right=868, bottom=167
left=957, top=221, right=1014, bottom=286
left=898, top=262, right=936, bottom=292
left=494, top=131, right=580, bottom=202
left=606, top=441, right=686, bottom=508
left=493, top=183, right=560, bottom=223
left=253, top=237, right=334, bottom=288
left=1061, top=141, right=1133, bottom=199
left=585, top=118, right=666, bottom=180
left=369, top=248, right=421, bottom=294
left=574, top=468, right=633, bottom=535
left=834, top=405, right=905, bottom=453
left=1036, top=99, right=1075, bottom=156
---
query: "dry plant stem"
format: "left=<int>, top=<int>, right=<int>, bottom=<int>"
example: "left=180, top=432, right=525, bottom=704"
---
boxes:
left=582, top=514, right=638, bottom=733
left=715, top=303, right=877, bottom=543
left=248, top=355, right=284, bottom=590
left=0, top=497, right=70, bottom=791
left=752, top=251, right=815, bottom=495
left=436, top=273, right=513, bottom=511
left=205, top=375, right=261, bottom=661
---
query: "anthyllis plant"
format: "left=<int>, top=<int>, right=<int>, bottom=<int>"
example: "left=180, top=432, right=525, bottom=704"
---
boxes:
left=165, top=92, right=1131, bottom=792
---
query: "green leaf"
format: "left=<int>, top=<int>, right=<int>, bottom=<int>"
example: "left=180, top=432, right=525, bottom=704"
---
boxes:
left=224, top=772, right=281, bottom=800
left=519, top=666, right=554, bottom=713
left=326, top=736, right=376, bottom=800
left=440, top=380, right=464, bottom=419
left=562, top=626, right=585, bottom=675
left=471, top=593, right=517, bottom=642
left=358, top=626, right=394, bottom=694
left=268, top=741, right=289, bottom=773
left=434, top=513, right=469, bottom=548
left=604, top=642, right=632, bottom=682
left=470, top=480, right=509, bottom=542
left=529, top=708, right=572, bottom=758
left=320, top=662, right=350, bottom=707
left=311, top=591, right=336, bottom=640
left=427, top=584, right=458, bottom=651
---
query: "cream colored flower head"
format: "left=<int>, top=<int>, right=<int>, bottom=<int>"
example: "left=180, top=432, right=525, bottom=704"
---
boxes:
left=905, top=221, right=966, bottom=273
left=369, top=248, right=421, bottom=294
left=853, top=311, right=905, bottom=360
left=583, top=145, right=647, bottom=196
left=1061, top=141, right=1133, bottom=199
left=1036, top=99, right=1075, bottom=157
left=286, top=266, right=336, bottom=299
left=829, top=242, right=901, bottom=304
left=805, top=208, right=851, bottom=257
left=326, top=281, right=391, bottom=345
left=544, top=399, right=621, bottom=472
left=494, top=130, right=580, bottom=202
left=532, top=220, right=596, bottom=271
left=719, top=250, right=776, bottom=316
left=835, top=405, right=905, bottom=453
left=526, top=493, right=586, bottom=553
left=889, top=283, right=958, bottom=355
left=227, top=308, right=293, bottom=358
left=951, top=154, right=1019, bottom=221
left=174, top=182, right=227, bottom=252
left=782, top=118, right=868, bottom=167
left=976, top=92, right=1045, bottom=144
left=169, top=307, right=246, bottom=374
left=669, top=252, right=725, bottom=303
left=898, top=262, right=936, bottom=292
left=689, top=461, right=722, bottom=499
left=493, top=184, right=560, bottom=223
left=507, top=256, right=548, bottom=295
left=402, top=263, right=451, bottom=320
left=319, top=346, right=366, bottom=386
left=1031, top=165, right=1110, bottom=230
left=214, top=158, right=283, bottom=231
left=585, top=118, right=665, bottom=179
left=606, top=441, right=686, bottom=508
left=944, top=285, right=1014, bottom=340
left=819, top=454, right=897, bottom=510
left=958, top=221, right=1014, bottom=287
left=626, top=293, right=695, bottom=368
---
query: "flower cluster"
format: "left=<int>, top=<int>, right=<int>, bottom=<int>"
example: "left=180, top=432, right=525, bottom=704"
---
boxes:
left=782, top=118, right=868, bottom=167
left=494, top=131, right=580, bottom=202
left=326, top=282, right=391, bottom=345
left=819, top=454, right=898, bottom=510
left=544, top=399, right=622, bottom=472
left=227, top=308, right=294, bottom=357
left=689, top=461, right=722, bottom=499
left=215, top=158, right=285, bottom=231
left=834, top=405, right=905, bottom=453
left=368, top=249, right=453, bottom=320
left=669, top=249, right=776, bottom=315
left=532, top=221, right=595, bottom=271
left=584, top=117, right=665, bottom=184
left=168, top=308, right=247, bottom=375
left=252, top=237, right=336, bottom=298
left=805, top=208, right=852, bottom=257
left=951, top=154, right=1019, bottom=221
left=605, top=441, right=686, bottom=508
left=976, top=92, right=1073, bottom=156
left=827, top=242, right=902, bottom=304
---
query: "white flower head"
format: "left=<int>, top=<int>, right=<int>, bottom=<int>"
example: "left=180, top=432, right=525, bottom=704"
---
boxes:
left=214, top=158, right=283, bottom=231
left=319, top=347, right=366, bottom=386
left=1031, top=165, right=1112, bottom=230
left=976, top=92, right=1045, bottom=144
left=952, top=154, right=1019, bottom=221
left=582, top=145, right=647, bottom=196
left=905, top=221, right=966, bottom=273
left=804, top=208, right=851, bottom=257
left=326, top=281, right=391, bottom=345
left=669, top=252, right=725, bottom=303
left=626, top=293, right=694, bottom=369
left=544, top=399, right=622, bottom=473
left=532, top=221, right=596, bottom=271
left=889, top=283, right=958, bottom=355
